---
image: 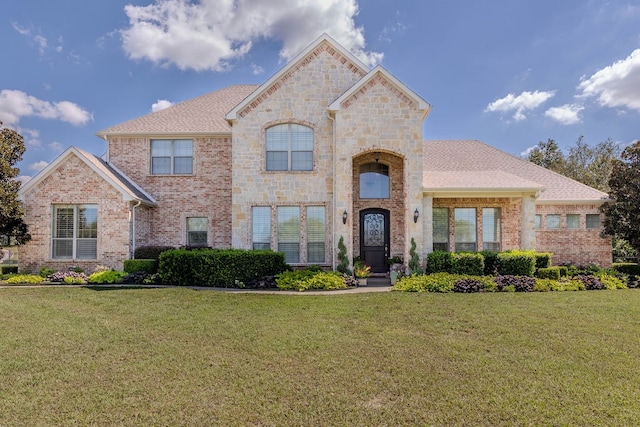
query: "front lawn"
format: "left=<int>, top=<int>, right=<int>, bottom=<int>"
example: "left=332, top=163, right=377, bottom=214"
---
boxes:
left=1, top=288, right=639, bottom=426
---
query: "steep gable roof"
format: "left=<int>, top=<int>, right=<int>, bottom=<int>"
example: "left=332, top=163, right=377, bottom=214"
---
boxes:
left=97, top=85, right=258, bottom=137
left=423, top=140, right=609, bottom=203
left=226, top=33, right=369, bottom=121
left=328, top=65, right=431, bottom=117
left=19, top=146, right=156, bottom=206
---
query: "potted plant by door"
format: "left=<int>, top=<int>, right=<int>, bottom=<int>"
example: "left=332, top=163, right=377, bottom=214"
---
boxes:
left=354, top=262, right=371, bottom=286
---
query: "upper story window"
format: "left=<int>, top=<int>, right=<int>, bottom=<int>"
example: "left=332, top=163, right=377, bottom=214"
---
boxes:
left=151, top=139, right=193, bottom=175
left=265, top=124, right=313, bottom=171
left=359, top=163, right=389, bottom=199
left=186, top=217, right=208, bottom=247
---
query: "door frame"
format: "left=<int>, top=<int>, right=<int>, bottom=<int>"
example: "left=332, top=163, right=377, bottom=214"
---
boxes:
left=359, top=208, right=390, bottom=273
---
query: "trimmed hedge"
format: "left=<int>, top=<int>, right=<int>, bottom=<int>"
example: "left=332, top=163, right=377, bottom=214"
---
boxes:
left=613, top=263, right=640, bottom=276
left=534, top=252, right=553, bottom=269
left=451, top=252, right=484, bottom=276
left=426, top=251, right=453, bottom=274
left=480, top=251, right=499, bottom=275
left=1, top=266, right=18, bottom=275
left=536, top=267, right=561, bottom=280
left=497, top=251, right=536, bottom=276
left=124, top=259, right=158, bottom=274
left=158, top=248, right=289, bottom=287
left=134, top=245, right=175, bottom=261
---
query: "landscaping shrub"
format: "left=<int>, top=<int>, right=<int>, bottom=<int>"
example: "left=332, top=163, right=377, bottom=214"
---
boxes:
left=159, top=248, right=289, bottom=287
left=558, top=266, right=568, bottom=277
left=453, top=278, right=483, bottom=293
left=275, top=270, right=347, bottom=291
left=5, top=274, right=43, bottom=284
left=48, top=271, right=88, bottom=284
left=534, top=252, right=553, bottom=269
left=134, top=245, right=175, bottom=261
left=120, top=272, right=161, bottom=285
left=594, top=272, right=626, bottom=290
left=39, top=267, right=55, bottom=277
left=1, top=266, right=18, bottom=275
left=392, top=273, right=459, bottom=293
left=426, top=251, right=453, bottom=274
left=575, top=275, right=605, bottom=290
left=534, top=278, right=585, bottom=292
left=626, top=275, right=639, bottom=289
left=497, top=251, right=536, bottom=276
left=123, top=259, right=158, bottom=274
left=536, top=267, right=561, bottom=280
left=480, top=251, right=499, bottom=275
left=495, top=275, right=535, bottom=292
left=451, top=252, right=484, bottom=276
left=612, top=263, right=640, bottom=276
left=87, top=270, right=127, bottom=284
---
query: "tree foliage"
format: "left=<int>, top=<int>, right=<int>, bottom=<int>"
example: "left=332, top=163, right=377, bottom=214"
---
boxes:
left=0, top=122, right=31, bottom=244
left=601, top=141, right=640, bottom=258
left=526, top=136, right=621, bottom=192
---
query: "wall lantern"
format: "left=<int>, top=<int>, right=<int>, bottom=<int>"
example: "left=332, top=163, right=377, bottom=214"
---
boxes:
left=413, top=208, right=419, bottom=223
left=342, top=210, right=348, bottom=225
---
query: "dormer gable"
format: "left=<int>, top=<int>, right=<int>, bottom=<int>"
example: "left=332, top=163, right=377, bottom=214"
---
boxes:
left=328, top=65, right=431, bottom=119
left=225, top=33, right=370, bottom=122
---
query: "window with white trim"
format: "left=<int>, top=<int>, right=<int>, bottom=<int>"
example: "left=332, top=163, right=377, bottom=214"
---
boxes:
left=586, top=214, right=601, bottom=229
left=277, top=206, right=300, bottom=263
left=252, top=207, right=271, bottom=250
left=566, top=214, right=580, bottom=229
left=52, top=205, right=97, bottom=259
left=454, top=208, right=477, bottom=252
left=482, top=208, right=501, bottom=251
left=266, top=124, right=313, bottom=171
left=306, top=206, right=326, bottom=263
left=186, top=217, right=208, bottom=247
left=432, top=207, right=449, bottom=252
left=151, top=139, right=193, bottom=174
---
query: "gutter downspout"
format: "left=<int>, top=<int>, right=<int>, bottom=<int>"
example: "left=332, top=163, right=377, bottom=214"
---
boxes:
left=327, top=111, right=336, bottom=270
left=130, top=200, right=141, bottom=258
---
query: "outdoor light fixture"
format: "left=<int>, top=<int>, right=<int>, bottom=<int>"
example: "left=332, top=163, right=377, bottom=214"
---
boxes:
left=413, top=208, right=419, bottom=223
left=342, top=210, right=348, bottom=224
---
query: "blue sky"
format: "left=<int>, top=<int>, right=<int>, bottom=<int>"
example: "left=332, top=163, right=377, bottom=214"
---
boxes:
left=2, top=0, right=639, bottom=182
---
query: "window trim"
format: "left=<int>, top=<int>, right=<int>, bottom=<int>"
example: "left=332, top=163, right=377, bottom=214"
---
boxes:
left=566, top=214, right=580, bottom=230
left=586, top=214, right=601, bottom=230
left=454, top=207, right=477, bottom=252
left=545, top=214, right=561, bottom=230
left=150, top=139, right=194, bottom=175
left=482, top=207, right=501, bottom=252
left=52, top=204, right=98, bottom=260
left=186, top=217, right=208, bottom=247
left=432, top=207, right=449, bottom=252
left=265, top=123, right=314, bottom=172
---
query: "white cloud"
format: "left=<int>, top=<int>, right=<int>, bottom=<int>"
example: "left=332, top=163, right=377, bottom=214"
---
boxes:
left=121, top=0, right=383, bottom=71
left=251, top=63, right=264, bottom=75
left=578, top=49, right=640, bottom=112
left=16, top=175, right=32, bottom=185
left=49, top=141, right=63, bottom=152
left=13, top=23, right=49, bottom=56
left=0, top=90, right=92, bottom=127
left=544, top=104, right=584, bottom=125
left=485, top=90, right=556, bottom=121
left=151, top=99, right=174, bottom=112
left=29, top=161, right=49, bottom=172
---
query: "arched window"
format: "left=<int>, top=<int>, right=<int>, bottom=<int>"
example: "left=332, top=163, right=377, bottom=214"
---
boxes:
left=359, top=162, right=389, bottom=199
left=266, top=124, right=313, bottom=171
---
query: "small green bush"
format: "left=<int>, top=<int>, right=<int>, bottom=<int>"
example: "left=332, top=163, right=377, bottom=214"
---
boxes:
left=426, top=251, right=453, bottom=274
left=275, top=270, right=346, bottom=291
left=558, top=266, right=568, bottom=277
left=595, top=272, right=626, bottom=290
left=1, top=266, right=18, bottom=275
left=39, top=267, right=56, bottom=277
left=536, top=267, right=561, bottom=280
left=495, top=275, right=536, bottom=292
left=535, top=252, right=553, bottom=269
left=5, top=274, right=44, bottom=284
left=612, top=263, right=640, bottom=276
left=451, top=253, right=484, bottom=276
left=497, top=251, right=536, bottom=276
left=480, top=251, right=499, bottom=275
left=124, top=259, right=158, bottom=274
left=534, top=278, right=585, bottom=292
left=87, top=270, right=127, bottom=284
left=392, top=273, right=459, bottom=293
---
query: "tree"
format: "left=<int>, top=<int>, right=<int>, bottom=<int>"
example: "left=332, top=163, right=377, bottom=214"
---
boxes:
left=601, top=141, right=640, bottom=260
left=526, top=138, right=567, bottom=172
left=0, top=122, right=31, bottom=244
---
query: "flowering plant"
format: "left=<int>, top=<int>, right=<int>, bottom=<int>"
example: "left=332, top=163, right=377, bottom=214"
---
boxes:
left=354, top=263, right=371, bottom=278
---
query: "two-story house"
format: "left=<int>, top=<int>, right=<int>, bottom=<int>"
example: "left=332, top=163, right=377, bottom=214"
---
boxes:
left=18, top=34, right=612, bottom=274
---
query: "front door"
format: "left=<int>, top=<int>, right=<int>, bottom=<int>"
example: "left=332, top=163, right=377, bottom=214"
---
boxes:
left=360, top=209, right=390, bottom=273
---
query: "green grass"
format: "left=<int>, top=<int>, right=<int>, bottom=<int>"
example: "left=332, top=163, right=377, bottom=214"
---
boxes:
left=1, top=288, right=639, bottom=426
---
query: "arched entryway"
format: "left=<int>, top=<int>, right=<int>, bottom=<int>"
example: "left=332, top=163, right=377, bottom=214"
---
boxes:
left=352, top=151, right=405, bottom=272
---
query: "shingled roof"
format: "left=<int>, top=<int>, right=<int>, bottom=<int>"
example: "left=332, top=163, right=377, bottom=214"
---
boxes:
left=423, top=140, right=609, bottom=203
left=97, top=84, right=259, bottom=137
